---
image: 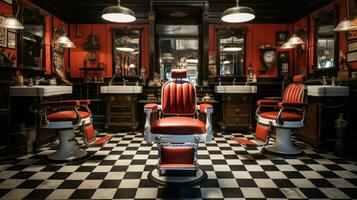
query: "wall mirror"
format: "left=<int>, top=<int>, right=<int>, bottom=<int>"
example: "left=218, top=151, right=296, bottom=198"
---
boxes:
left=314, top=7, right=339, bottom=73
left=19, top=5, right=46, bottom=70
left=112, top=29, right=141, bottom=78
left=158, top=25, right=199, bottom=84
left=217, top=29, right=246, bottom=77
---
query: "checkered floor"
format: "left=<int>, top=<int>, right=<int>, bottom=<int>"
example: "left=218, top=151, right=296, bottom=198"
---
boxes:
left=0, top=132, right=357, bottom=199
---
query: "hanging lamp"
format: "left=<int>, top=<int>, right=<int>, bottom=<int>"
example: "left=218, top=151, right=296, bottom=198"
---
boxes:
left=102, top=0, right=136, bottom=23
left=221, top=0, right=255, bottom=23
left=333, top=19, right=357, bottom=31
left=280, top=42, right=296, bottom=49
left=62, top=41, right=76, bottom=48
left=55, top=33, right=72, bottom=44
left=116, top=43, right=135, bottom=52
left=285, top=34, right=304, bottom=45
left=223, top=37, right=242, bottom=51
left=0, top=0, right=24, bottom=29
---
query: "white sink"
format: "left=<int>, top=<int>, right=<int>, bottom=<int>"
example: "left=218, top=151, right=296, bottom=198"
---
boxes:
left=101, top=86, right=143, bottom=94
left=307, top=85, right=349, bottom=97
left=215, top=85, right=257, bottom=93
left=10, top=85, right=73, bottom=97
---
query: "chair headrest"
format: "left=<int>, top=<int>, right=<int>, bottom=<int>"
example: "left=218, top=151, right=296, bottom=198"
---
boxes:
left=171, top=69, right=187, bottom=79
left=293, top=75, right=304, bottom=83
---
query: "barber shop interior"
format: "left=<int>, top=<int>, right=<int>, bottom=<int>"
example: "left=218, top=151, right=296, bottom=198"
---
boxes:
left=0, top=0, right=357, bottom=199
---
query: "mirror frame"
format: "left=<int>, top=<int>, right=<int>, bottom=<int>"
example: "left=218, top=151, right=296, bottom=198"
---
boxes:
left=17, top=2, right=47, bottom=71
left=111, top=28, right=142, bottom=79
left=313, top=5, right=339, bottom=76
left=216, top=27, right=247, bottom=78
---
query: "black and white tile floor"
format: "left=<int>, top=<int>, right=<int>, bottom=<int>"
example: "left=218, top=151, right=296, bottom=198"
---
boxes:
left=0, top=132, right=356, bottom=199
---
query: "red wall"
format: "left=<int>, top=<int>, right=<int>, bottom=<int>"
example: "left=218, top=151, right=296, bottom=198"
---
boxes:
left=209, top=24, right=294, bottom=78
left=69, top=24, right=149, bottom=78
left=293, top=0, right=355, bottom=75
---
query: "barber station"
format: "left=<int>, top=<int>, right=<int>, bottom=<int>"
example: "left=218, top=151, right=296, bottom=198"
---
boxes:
left=0, top=0, right=356, bottom=199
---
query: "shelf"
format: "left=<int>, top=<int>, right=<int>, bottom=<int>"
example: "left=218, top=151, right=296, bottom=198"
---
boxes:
left=79, top=67, right=104, bottom=71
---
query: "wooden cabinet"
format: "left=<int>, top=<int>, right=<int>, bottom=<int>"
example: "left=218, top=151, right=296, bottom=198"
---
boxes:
left=105, top=94, right=138, bottom=131
left=219, top=94, right=253, bottom=131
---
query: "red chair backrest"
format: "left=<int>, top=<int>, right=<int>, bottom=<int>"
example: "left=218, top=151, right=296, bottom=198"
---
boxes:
left=161, top=81, right=196, bottom=115
left=282, top=84, right=306, bottom=104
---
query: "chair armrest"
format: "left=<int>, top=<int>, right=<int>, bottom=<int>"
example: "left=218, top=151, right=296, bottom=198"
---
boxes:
left=281, top=102, right=307, bottom=108
left=257, top=99, right=280, bottom=106
left=199, top=103, right=213, bottom=113
left=79, top=100, right=91, bottom=105
left=40, top=100, right=80, bottom=108
left=144, top=103, right=158, bottom=113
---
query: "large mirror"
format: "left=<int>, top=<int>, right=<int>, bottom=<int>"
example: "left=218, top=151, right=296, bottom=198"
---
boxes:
left=217, top=29, right=246, bottom=77
left=20, top=5, right=46, bottom=70
left=314, top=7, right=338, bottom=72
left=112, top=29, right=141, bottom=78
left=158, top=25, right=199, bottom=84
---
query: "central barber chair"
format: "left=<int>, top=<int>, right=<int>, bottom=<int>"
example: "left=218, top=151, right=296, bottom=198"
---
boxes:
left=144, top=69, right=213, bottom=185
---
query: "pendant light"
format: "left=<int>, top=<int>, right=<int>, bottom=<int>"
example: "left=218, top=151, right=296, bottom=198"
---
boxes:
left=223, top=37, right=242, bottom=52
left=116, top=43, right=135, bottom=52
left=62, top=41, right=76, bottom=48
left=280, top=42, right=296, bottom=49
left=102, top=0, right=136, bottom=23
left=0, top=0, right=24, bottom=29
left=221, top=0, right=255, bottom=23
left=285, top=34, right=304, bottom=45
left=333, top=19, right=357, bottom=31
left=55, top=34, right=72, bottom=44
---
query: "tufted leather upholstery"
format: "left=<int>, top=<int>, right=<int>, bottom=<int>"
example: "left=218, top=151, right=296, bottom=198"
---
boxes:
left=162, top=81, right=196, bottom=114
left=282, top=84, right=305, bottom=104
left=151, top=116, right=206, bottom=134
left=171, top=69, right=187, bottom=78
left=47, top=111, right=90, bottom=122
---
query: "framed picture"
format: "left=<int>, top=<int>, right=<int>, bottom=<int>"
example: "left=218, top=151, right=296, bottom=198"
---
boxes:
left=346, top=0, right=357, bottom=41
left=2, top=0, right=12, bottom=4
left=348, top=41, right=357, bottom=52
left=347, top=51, right=357, bottom=63
left=277, top=51, right=289, bottom=76
left=53, top=51, right=64, bottom=74
left=7, top=31, right=16, bottom=49
left=53, top=26, right=64, bottom=53
left=0, top=16, right=7, bottom=47
left=276, top=31, right=290, bottom=45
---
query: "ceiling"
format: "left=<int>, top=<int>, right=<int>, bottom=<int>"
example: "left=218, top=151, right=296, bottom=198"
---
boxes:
left=31, top=0, right=334, bottom=24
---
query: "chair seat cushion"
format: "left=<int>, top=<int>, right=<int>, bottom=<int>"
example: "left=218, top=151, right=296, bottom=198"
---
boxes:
left=151, top=116, right=206, bottom=134
left=259, top=111, right=303, bottom=121
left=47, top=111, right=90, bottom=122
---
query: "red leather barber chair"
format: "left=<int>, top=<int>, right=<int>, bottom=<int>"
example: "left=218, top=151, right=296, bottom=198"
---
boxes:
left=144, top=69, right=213, bottom=185
left=39, top=100, right=111, bottom=162
left=255, top=75, right=307, bottom=155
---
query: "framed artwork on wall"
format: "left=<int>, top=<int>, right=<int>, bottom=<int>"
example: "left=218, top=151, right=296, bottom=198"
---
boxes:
left=347, top=51, right=357, bottom=63
left=0, top=16, right=7, bottom=47
left=277, top=51, right=289, bottom=76
left=347, top=0, right=357, bottom=41
left=7, top=31, right=16, bottom=49
left=276, top=31, right=290, bottom=45
left=53, top=26, right=64, bottom=53
left=52, top=51, right=64, bottom=75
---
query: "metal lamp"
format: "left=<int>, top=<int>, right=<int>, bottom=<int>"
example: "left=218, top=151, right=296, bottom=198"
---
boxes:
left=0, top=0, right=24, bottom=29
left=221, top=0, right=255, bottom=23
left=102, top=0, right=136, bottom=23
left=333, top=19, right=357, bottom=31
left=285, top=34, right=304, bottom=45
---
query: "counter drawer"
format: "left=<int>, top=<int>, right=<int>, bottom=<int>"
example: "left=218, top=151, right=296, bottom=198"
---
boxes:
left=109, top=95, right=134, bottom=105
left=225, top=116, right=250, bottom=124
left=109, top=106, right=132, bottom=115
left=225, top=105, right=249, bottom=115
left=225, top=95, right=249, bottom=102
left=108, top=116, right=133, bottom=123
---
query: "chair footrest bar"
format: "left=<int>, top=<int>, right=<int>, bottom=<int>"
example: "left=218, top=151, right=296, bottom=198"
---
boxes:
left=91, top=135, right=113, bottom=146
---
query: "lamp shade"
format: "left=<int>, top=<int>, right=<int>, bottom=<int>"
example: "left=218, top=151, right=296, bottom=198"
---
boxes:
left=280, top=42, right=296, bottom=49
left=116, top=44, right=135, bottom=52
left=223, top=43, right=242, bottom=52
left=62, top=41, right=76, bottom=48
left=102, top=4, right=136, bottom=23
left=186, top=56, right=199, bottom=63
left=0, top=17, right=24, bottom=29
left=221, top=0, right=255, bottom=23
left=286, top=34, right=304, bottom=45
left=333, top=19, right=357, bottom=31
left=55, top=34, right=72, bottom=44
